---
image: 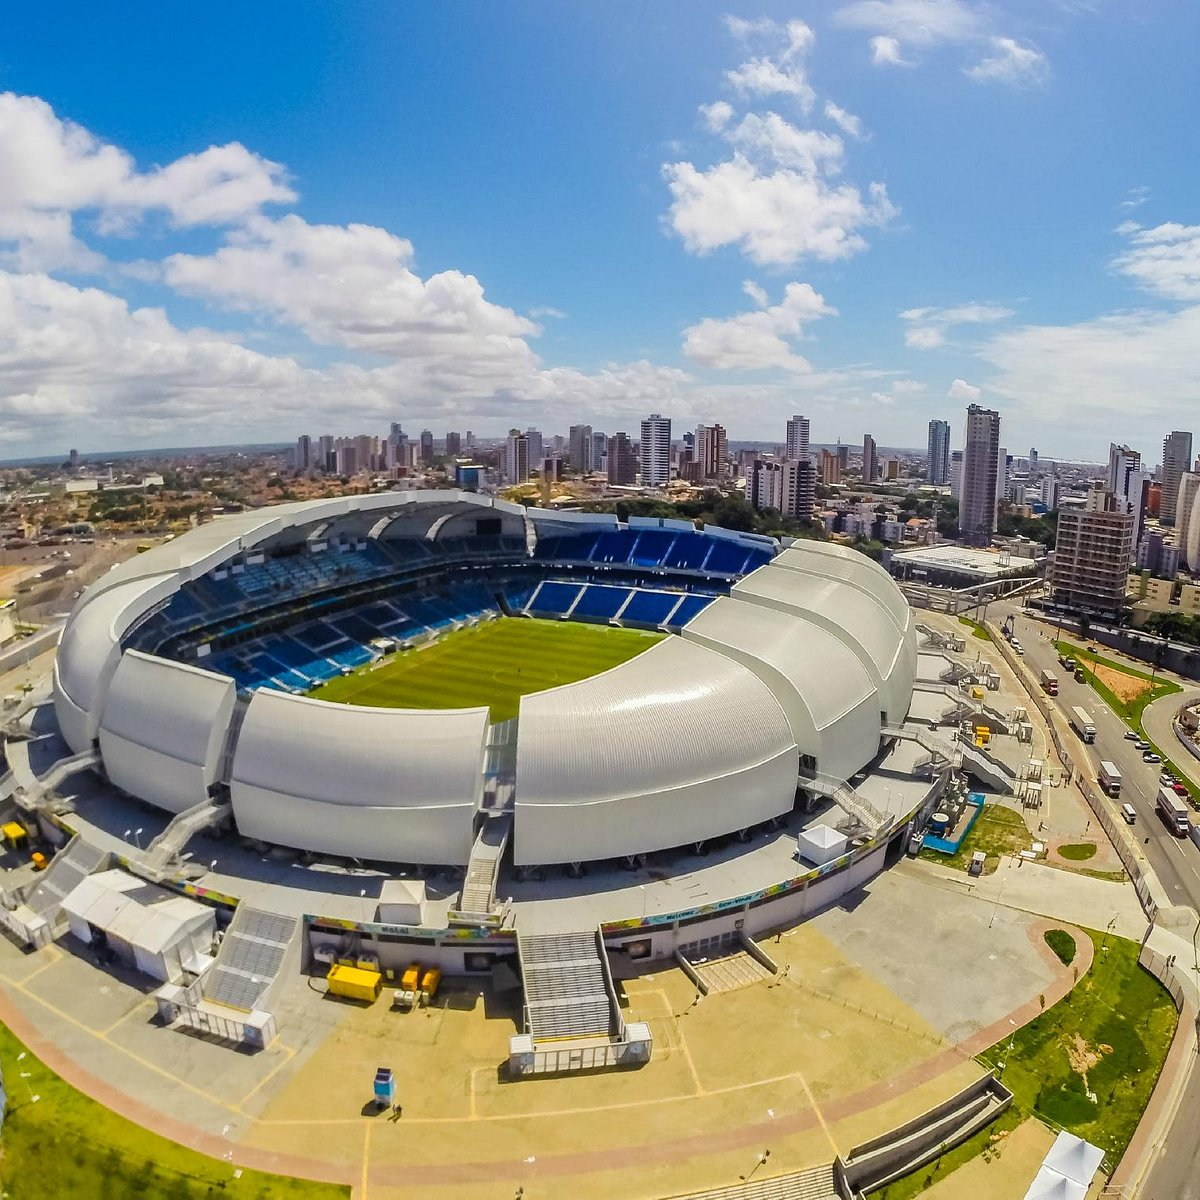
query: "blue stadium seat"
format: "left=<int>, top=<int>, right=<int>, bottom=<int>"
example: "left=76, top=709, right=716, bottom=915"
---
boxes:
left=620, top=589, right=683, bottom=626
left=528, top=581, right=582, bottom=615
left=666, top=593, right=715, bottom=628
left=664, top=533, right=709, bottom=570
left=571, top=584, right=631, bottom=620
left=629, top=530, right=675, bottom=567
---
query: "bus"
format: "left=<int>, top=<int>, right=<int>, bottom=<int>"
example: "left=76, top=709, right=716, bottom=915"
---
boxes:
left=1157, top=787, right=1191, bottom=837
left=1068, top=706, right=1096, bottom=744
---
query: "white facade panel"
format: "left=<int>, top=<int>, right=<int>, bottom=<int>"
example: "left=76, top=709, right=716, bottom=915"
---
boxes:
left=99, top=651, right=236, bottom=813
left=229, top=691, right=487, bottom=865
left=682, top=597, right=881, bottom=782
left=515, top=638, right=798, bottom=864
left=732, top=565, right=913, bottom=724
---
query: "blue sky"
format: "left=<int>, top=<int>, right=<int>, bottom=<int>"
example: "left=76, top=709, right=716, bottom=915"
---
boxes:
left=1, top=1, right=1198, bottom=460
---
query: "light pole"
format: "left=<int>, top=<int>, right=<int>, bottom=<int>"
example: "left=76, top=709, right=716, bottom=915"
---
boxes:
left=134, top=827, right=143, bottom=852
left=15, top=1053, right=39, bottom=1103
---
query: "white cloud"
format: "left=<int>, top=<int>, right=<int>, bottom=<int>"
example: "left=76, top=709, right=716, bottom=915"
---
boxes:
left=723, top=112, right=846, bottom=174
left=965, top=37, right=1050, bottom=86
left=947, top=377, right=981, bottom=400
left=837, top=0, right=984, bottom=44
left=682, top=282, right=835, bottom=371
left=870, top=36, right=914, bottom=66
left=900, top=302, right=1015, bottom=348
left=664, top=156, right=895, bottom=266
left=1112, top=221, right=1200, bottom=301
left=979, top=305, right=1200, bottom=448
left=0, top=92, right=294, bottom=271
left=528, top=305, right=567, bottom=320
left=836, top=1, right=1048, bottom=85
left=163, top=215, right=539, bottom=367
left=824, top=102, right=865, bottom=139
left=1117, top=186, right=1150, bottom=213
left=723, top=18, right=817, bottom=112
left=700, top=101, right=734, bottom=133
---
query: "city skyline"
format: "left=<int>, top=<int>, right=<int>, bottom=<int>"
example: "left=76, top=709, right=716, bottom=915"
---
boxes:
left=2, top=4, right=1198, bottom=461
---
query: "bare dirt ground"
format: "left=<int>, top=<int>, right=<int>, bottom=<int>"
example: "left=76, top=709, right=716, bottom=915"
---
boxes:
left=1091, top=661, right=1153, bottom=706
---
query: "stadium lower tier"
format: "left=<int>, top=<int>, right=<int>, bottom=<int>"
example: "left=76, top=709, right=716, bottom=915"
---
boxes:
left=199, top=576, right=720, bottom=696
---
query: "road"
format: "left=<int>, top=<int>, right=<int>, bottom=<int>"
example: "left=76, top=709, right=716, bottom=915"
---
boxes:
left=1003, top=609, right=1200, bottom=904
left=995, top=604, right=1200, bottom=1200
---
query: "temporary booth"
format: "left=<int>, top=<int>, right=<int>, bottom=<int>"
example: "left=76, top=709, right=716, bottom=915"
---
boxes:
left=376, top=878, right=427, bottom=926
left=60, top=869, right=215, bottom=984
left=796, top=824, right=849, bottom=866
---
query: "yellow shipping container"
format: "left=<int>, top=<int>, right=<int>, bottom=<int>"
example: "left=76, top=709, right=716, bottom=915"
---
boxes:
left=327, top=963, right=382, bottom=1003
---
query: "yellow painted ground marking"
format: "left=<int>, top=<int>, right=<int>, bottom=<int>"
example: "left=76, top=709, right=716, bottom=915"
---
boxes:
left=795, top=1066, right=840, bottom=1159
left=16, top=945, right=65, bottom=983
left=9, top=977, right=237, bottom=1112
left=235, top=1041, right=297, bottom=1110
left=101, top=995, right=155, bottom=1037
left=359, top=1122, right=372, bottom=1200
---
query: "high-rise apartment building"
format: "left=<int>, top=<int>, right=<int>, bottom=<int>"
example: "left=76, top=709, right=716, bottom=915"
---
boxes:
left=444, top=431, right=461, bottom=458
left=1161, top=430, right=1193, bottom=525
left=836, top=443, right=849, bottom=472
left=819, top=449, right=841, bottom=485
left=1175, top=472, right=1200, bottom=570
left=1039, top=476, right=1060, bottom=512
left=785, top=415, right=810, bottom=462
left=295, top=434, right=312, bottom=471
left=958, top=403, right=1001, bottom=546
left=996, top=448, right=1009, bottom=507
left=1028, top=447, right=1039, bottom=476
left=318, top=434, right=335, bottom=473
left=749, top=458, right=815, bottom=521
left=568, top=424, right=593, bottom=473
left=606, top=432, right=637, bottom=486
left=419, top=429, right=434, bottom=465
left=525, top=428, right=545, bottom=467
left=861, top=434, right=877, bottom=485
left=592, top=431, right=607, bottom=473
left=639, top=414, right=671, bottom=487
left=926, top=419, right=950, bottom=486
left=1106, top=443, right=1149, bottom=545
left=1050, top=484, right=1135, bottom=617
left=697, top=423, right=728, bottom=479
left=505, top=430, right=530, bottom=485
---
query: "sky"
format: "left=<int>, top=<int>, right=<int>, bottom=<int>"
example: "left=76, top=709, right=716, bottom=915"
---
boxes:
left=1, top=1, right=1198, bottom=461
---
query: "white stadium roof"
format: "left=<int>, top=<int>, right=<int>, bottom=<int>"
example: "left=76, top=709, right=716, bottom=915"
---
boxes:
left=53, top=492, right=918, bottom=867
left=514, top=637, right=800, bottom=865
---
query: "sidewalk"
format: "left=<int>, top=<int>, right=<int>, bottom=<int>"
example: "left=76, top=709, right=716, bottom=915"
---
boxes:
left=899, top=856, right=1146, bottom=940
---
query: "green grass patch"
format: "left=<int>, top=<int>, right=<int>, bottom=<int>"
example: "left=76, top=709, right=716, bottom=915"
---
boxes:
left=873, top=930, right=1177, bottom=1198
left=1044, top=929, right=1077, bottom=965
left=0, top=1021, right=348, bottom=1200
left=1054, top=640, right=1197, bottom=807
left=1057, top=843, right=1098, bottom=862
left=959, top=615, right=992, bottom=641
left=919, top=803, right=1032, bottom=875
left=980, top=930, right=1177, bottom=1160
left=312, top=616, right=663, bottom=722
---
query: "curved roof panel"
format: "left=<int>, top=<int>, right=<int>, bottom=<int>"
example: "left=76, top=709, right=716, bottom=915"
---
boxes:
left=772, top=543, right=911, bottom=632
left=99, top=651, right=236, bottom=814
left=229, top=691, right=488, bottom=864
left=514, top=637, right=798, bottom=863
left=682, top=596, right=880, bottom=781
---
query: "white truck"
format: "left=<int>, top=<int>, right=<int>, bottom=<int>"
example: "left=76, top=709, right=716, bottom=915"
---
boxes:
left=1068, top=705, right=1096, bottom=744
left=1098, top=761, right=1122, bottom=798
left=1039, top=668, right=1058, bottom=696
left=1157, top=787, right=1191, bottom=837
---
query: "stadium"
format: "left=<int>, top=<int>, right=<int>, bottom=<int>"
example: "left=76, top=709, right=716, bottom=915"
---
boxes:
left=3, top=491, right=1005, bottom=1066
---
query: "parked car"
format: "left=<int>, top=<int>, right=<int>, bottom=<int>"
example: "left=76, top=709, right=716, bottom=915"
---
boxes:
left=1173, top=782, right=1190, bottom=797
left=1134, top=739, right=1151, bottom=751
left=1124, top=730, right=1140, bottom=740
left=1143, top=751, right=1162, bottom=764
left=1161, top=771, right=1176, bottom=784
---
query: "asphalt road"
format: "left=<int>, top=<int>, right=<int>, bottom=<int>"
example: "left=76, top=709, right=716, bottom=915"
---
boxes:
left=996, top=604, right=1200, bottom=1200
left=1003, top=608, right=1200, bottom=903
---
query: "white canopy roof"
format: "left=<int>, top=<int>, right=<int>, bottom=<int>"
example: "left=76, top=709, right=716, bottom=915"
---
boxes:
left=1041, top=1132, right=1104, bottom=1186
left=1023, top=1167, right=1086, bottom=1200
left=61, top=869, right=212, bottom=954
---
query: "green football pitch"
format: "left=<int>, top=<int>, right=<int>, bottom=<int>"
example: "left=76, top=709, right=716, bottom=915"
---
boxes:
left=310, top=617, right=664, bottom=721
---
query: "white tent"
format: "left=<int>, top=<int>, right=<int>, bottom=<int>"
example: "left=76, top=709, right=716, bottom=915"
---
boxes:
left=1042, top=1132, right=1105, bottom=1186
left=60, top=869, right=215, bottom=984
left=1023, top=1167, right=1086, bottom=1200
left=1023, top=1131, right=1104, bottom=1200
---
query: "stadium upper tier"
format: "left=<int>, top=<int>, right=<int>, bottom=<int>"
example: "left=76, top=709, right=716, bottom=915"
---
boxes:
left=52, top=492, right=915, bottom=866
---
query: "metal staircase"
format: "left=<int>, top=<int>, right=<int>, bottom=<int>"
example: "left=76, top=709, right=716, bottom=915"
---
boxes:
left=517, top=928, right=620, bottom=1043
left=14, top=748, right=99, bottom=813
left=139, top=799, right=231, bottom=876
left=457, top=813, right=510, bottom=917
left=670, top=1164, right=839, bottom=1200
left=21, top=835, right=108, bottom=924
left=801, top=772, right=887, bottom=835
